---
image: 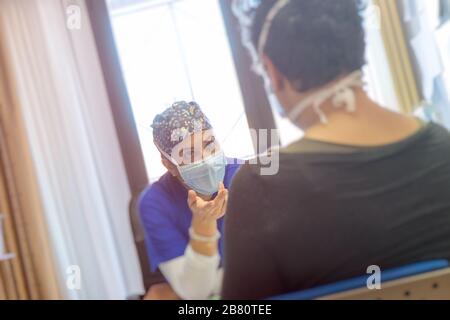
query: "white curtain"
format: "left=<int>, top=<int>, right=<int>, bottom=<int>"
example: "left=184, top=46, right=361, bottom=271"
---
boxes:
left=0, top=0, right=144, bottom=299
left=364, top=0, right=401, bottom=112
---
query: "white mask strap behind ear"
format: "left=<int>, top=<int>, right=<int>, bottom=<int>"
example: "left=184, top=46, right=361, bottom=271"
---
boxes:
left=257, top=0, right=291, bottom=56
left=288, top=71, right=364, bottom=124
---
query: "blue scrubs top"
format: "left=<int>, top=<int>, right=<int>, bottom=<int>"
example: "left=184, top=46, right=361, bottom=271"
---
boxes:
left=139, top=159, right=241, bottom=272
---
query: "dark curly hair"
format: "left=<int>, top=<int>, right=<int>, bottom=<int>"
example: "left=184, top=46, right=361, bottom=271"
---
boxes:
left=233, top=0, right=367, bottom=92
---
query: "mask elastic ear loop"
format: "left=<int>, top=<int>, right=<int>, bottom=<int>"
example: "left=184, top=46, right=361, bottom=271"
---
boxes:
left=257, top=0, right=291, bottom=56
left=288, top=71, right=363, bottom=124
left=314, top=103, right=329, bottom=124
left=315, top=82, right=360, bottom=124
left=333, top=87, right=357, bottom=113
left=311, top=90, right=333, bottom=124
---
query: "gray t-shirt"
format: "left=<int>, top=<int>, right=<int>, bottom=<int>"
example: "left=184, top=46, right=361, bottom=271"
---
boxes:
left=223, top=122, right=450, bottom=300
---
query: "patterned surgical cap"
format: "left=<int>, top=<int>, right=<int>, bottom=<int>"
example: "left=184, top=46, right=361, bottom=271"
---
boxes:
left=151, top=101, right=213, bottom=155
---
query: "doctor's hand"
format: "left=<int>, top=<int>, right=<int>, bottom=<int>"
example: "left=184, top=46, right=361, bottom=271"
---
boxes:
left=187, top=182, right=228, bottom=225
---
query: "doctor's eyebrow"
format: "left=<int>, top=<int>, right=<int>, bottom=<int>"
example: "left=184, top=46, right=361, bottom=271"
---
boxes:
left=184, top=139, right=216, bottom=156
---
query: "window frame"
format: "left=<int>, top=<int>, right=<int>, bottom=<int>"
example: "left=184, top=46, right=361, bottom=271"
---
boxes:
left=87, top=0, right=149, bottom=195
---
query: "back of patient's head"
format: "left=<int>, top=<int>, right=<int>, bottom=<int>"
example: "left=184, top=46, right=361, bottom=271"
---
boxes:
left=235, top=0, right=367, bottom=92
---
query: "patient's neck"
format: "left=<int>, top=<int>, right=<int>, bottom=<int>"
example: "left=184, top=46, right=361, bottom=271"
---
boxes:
left=298, top=89, right=421, bottom=147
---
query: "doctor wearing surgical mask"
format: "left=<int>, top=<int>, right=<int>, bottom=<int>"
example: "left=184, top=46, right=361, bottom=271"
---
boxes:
left=139, top=101, right=241, bottom=300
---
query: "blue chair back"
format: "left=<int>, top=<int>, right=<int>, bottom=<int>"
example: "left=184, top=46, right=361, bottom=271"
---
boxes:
left=270, top=260, right=450, bottom=300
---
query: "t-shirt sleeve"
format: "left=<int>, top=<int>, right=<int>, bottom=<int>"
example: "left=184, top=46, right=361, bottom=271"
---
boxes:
left=139, top=185, right=188, bottom=272
left=221, top=164, right=284, bottom=300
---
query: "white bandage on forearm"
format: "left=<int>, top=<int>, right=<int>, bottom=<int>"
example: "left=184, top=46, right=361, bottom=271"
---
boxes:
left=188, top=227, right=221, bottom=242
left=159, top=245, right=222, bottom=300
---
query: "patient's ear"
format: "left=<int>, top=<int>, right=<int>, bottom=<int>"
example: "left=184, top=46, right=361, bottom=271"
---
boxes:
left=262, top=54, right=285, bottom=93
left=161, top=157, right=179, bottom=177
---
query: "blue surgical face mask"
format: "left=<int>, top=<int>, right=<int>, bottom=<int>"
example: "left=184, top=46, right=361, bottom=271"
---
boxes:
left=178, top=151, right=227, bottom=196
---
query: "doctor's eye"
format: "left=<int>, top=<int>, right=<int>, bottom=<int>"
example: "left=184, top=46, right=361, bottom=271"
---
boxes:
left=205, top=140, right=215, bottom=148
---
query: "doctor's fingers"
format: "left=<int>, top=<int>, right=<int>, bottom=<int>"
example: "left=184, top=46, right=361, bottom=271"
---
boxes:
left=212, top=190, right=228, bottom=218
left=213, top=188, right=227, bottom=206
left=187, top=190, right=197, bottom=207
left=217, top=192, right=228, bottom=218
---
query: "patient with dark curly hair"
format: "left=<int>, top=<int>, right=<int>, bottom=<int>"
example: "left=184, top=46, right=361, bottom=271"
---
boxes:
left=222, top=0, right=450, bottom=299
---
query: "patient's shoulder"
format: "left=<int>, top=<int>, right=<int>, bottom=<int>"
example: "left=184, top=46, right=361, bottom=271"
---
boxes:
left=229, top=162, right=262, bottom=189
left=227, top=162, right=273, bottom=211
